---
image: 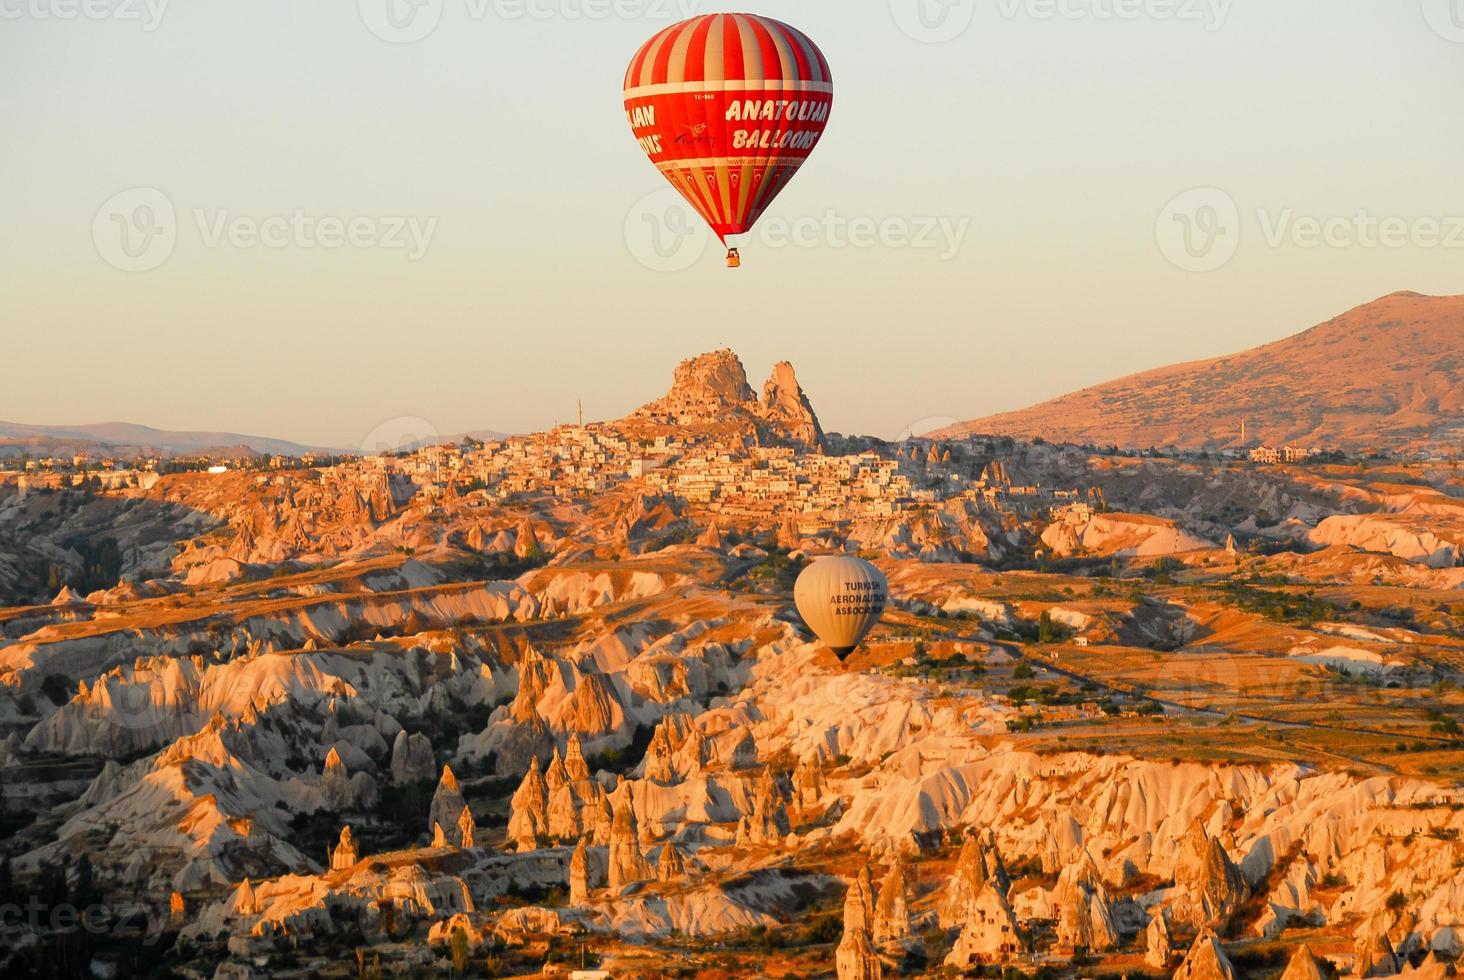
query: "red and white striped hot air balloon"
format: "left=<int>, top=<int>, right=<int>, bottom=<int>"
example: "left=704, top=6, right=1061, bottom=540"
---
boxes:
left=623, top=13, right=834, bottom=268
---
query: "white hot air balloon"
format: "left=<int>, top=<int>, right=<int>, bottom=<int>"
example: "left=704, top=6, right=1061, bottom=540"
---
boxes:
left=794, top=556, right=888, bottom=661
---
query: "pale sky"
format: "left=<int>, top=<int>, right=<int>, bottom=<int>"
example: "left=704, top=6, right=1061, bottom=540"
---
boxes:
left=3, top=1, right=1461, bottom=448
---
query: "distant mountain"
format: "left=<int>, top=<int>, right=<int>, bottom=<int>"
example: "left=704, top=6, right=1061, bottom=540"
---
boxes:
left=0, top=420, right=332, bottom=458
left=942, top=291, right=1464, bottom=452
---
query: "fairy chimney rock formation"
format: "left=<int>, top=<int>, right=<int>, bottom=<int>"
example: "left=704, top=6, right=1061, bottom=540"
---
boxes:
left=508, top=756, right=551, bottom=850
left=322, top=746, right=353, bottom=810
left=871, top=860, right=913, bottom=952
left=564, top=734, right=592, bottom=782
left=1053, top=850, right=1119, bottom=952
left=940, top=831, right=1011, bottom=927
left=330, top=825, right=358, bottom=871
left=607, top=787, right=653, bottom=892
left=569, top=837, right=592, bottom=905
left=457, top=805, right=476, bottom=849
left=793, top=755, right=829, bottom=810
left=428, top=765, right=471, bottom=847
left=1146, top=911, right=1174, bottom=969
left=1173, top=822, right=1249, bottom=930
left=1173, top=932, right=1237, bottom=980
left=836, top=864, right=882, bottom=980
left=390, top=730, right=435, bottom=785
left=1279, top=944, right=1329, bottom=980
left=944, top=878, right=1025, bottom=969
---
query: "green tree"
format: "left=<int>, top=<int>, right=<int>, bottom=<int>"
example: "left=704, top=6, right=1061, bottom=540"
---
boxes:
left=74, top=853, right=94, bottom=908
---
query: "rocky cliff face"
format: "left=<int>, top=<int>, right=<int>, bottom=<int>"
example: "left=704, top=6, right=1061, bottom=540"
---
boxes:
left=630, top=350, right=826, bottom=450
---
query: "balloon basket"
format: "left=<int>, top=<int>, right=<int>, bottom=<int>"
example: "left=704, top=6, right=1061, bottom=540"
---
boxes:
left=725, top=248, right=741, bottom=269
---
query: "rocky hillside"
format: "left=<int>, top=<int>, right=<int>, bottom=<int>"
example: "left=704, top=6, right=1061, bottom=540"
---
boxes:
left=628, top=349, right=826, bottom=450
left=945, top=291, right=1464, bottom=451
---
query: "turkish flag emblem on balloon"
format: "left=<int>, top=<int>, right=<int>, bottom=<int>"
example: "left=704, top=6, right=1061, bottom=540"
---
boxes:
left=624, top=13, right=834, bottom=268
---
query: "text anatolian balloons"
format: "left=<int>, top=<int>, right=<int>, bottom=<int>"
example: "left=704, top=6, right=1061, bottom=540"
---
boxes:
left=794, top=556, right=888, bottom=661
left=623, top=13, right=834, bottom=266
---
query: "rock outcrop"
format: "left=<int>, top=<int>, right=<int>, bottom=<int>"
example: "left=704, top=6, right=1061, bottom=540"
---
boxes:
left=941, top=831, right=1010, bottom=927
left=793, top=755, right=829, bottom=810
left=428, top=765, right=470, bottom=847
left=871, top=860, right=912, bottom=952
left=657, top=843, right=686, bottom=883
left=1355, top=928, right=1400, bottom=978
left=1172, top=822, right=1249, bottom=930
left=457, top=805, right=476, bottom=849
left=1278, top=943, right=1329, bottom=980
left=569, top=837, right=592, bottom=905
left=945, top=878, right=1024, bottom=968
left=1172, top=932, right=1236, bottom=980
left=759, top=360, right=826, bottom=450
left=507, top=756, right=549, bottom=850
left=630, top=350, right=826, bottom=450
left=736, top=770, right=791, bottom=847
left=321, top=746, right=353, bottom=810
left=1146, top=910, right=1174, bottom=969
left=329, top=825, right=358, bottom=871
left=1053, top=849, right=1119, bottom=952
left=390, top=730, right=435, bottom=785
left=606, top=786, right=652, bottom=892
left=835, top=865, right=882, bottom=980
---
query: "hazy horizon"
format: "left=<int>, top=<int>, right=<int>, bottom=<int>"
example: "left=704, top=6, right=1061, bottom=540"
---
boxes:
left=5, top=1, right=1462, bottom=448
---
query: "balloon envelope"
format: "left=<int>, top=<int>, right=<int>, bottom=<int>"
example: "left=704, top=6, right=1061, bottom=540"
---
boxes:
left=623, top=13, right=834, bottom=245
left=794, top=557, right=888, bottom=660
